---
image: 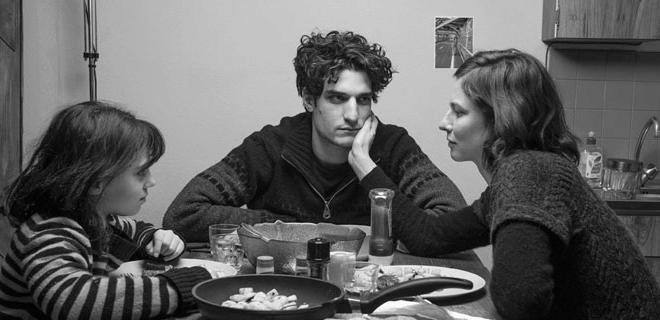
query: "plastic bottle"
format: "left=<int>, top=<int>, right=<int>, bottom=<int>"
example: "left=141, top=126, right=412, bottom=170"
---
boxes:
left=579, top=131, right=603, bottom=188
left=368, top=188, right=394, bottom=265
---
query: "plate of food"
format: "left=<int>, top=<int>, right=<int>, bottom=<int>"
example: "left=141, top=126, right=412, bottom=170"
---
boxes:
left=110, top=258, right=237, bottom=278
left=378, top=265, right=485, bottom=299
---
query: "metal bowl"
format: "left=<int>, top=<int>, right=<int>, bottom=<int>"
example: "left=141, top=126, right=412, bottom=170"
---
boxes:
left=238, top=222, right=366, bottom=274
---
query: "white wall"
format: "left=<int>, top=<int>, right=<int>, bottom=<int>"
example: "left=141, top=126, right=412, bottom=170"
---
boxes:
left=24, top=0, right=546, bottom=267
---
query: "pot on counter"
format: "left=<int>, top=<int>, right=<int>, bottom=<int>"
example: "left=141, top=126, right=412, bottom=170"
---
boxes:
left=192, top=274, right=472, bottom=320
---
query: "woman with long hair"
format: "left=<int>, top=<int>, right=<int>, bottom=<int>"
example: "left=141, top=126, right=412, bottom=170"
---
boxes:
left=393, top=50, right=660, bottom=319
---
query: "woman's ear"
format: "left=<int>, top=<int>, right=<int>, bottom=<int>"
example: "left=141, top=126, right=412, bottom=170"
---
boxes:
left=88, top=180, right=105, bottom=196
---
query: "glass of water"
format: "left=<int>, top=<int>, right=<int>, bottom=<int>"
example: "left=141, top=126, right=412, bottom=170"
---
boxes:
left=343, top=261, right=380, bottom=297
left=208, top=224, right=242, bottom=269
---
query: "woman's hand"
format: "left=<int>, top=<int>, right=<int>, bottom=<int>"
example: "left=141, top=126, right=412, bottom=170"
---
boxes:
left=146, top=229, right=185, bottom=261
left=348, top=113, right=378, bottom=180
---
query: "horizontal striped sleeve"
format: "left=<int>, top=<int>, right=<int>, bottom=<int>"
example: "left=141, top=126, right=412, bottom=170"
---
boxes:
left=0, top=214, right=184, bottom=319
left=113, top=216, right=157, bottom=247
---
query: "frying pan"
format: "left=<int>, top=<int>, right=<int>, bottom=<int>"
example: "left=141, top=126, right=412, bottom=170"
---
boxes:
left=192, top=274, right=473, bottom=320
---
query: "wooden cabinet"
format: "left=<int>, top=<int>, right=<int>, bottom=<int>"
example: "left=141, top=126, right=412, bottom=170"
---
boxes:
left=618, top=216, right=660, bottom=284
left=618, top=216, right=660, bottom=257
left=542, top=0, right=660, bottom=43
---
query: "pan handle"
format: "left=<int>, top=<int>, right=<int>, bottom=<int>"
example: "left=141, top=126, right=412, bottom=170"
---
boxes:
left=360, top=276, right=473, bottom=314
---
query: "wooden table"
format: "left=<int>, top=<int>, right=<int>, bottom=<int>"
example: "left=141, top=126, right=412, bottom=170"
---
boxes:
left=175, top=246, right=499, bottom=320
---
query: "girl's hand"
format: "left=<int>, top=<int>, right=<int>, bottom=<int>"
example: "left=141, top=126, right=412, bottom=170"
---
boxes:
left=146, top=229, right=185, bottom=261
left=348, top=113, right=378, bottom=180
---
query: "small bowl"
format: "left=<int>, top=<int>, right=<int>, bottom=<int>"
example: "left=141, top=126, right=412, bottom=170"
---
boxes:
left=238, top=221, right=366, bottom=274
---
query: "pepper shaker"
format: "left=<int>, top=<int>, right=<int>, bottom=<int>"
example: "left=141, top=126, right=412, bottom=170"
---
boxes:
left=307, top=237, right=330, bottom=280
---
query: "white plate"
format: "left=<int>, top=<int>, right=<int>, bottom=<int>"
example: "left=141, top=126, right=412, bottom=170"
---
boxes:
left=379, top=265, right=486, bottom=299
left=109, top=258, right=237, bottom=278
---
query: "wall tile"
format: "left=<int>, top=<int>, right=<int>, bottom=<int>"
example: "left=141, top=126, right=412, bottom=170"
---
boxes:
left=633, top=82, right=660, bottom=110
left=577, top=51, right=607, bottom=80
left=606, top=51, right=635, bottom=81
left=601, top=138, right=629, bottom=160
left=575, top=80, right=605, bottom=108
left=635, top=53, right=660, bottom=82
left=629, top=138, right=659, bottom=166
left=603, top=110, right=631, bottom=138
left=555, top=79, right=576, bottom=109
left=548, top=50, right=579, bottom=79
left=630, top=111, right=660, bottom=158
left=604, top=81, right=633, bottom=110
left=564, top=107, right=576, bottom=133
left=551, top=49, right=660, bottom=167
left=574, top=109, right=603, bottom=138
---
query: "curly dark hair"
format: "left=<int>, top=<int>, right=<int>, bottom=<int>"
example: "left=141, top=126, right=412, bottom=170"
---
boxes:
left=293, top=30, right=394, bottom=103
left=454, top=49, right=579, bottom=171
left=5, top=101, right=165, bottom=252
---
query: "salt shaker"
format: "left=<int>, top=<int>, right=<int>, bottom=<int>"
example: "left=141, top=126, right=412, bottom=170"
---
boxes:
left=307, top=237, right=330, bottom=280
left=255, top=255, right=274, bottom=274
left=368, top=188, right=394, bottom=265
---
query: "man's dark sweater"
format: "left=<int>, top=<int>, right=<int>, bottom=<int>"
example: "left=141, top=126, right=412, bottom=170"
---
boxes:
left=163, top=112, right=466, bottom=242
left=394, top=150, right=660, bottom=319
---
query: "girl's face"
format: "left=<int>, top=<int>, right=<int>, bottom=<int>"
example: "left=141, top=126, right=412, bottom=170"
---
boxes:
left=439, top=78, right=490, bottom=165
left=94, top=154, right=155, bottom=217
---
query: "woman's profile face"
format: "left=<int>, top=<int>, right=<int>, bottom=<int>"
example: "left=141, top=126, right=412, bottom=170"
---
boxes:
left=439, top=78, right=490, bottom=165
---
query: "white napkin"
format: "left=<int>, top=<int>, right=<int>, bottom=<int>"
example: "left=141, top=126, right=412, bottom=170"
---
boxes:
left=373, top=300, right=491, bottom=320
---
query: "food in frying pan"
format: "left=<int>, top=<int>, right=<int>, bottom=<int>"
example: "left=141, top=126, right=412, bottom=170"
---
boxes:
left=142, top=261, right=174, bottom=276
left=221, top=287, right=310, bottom=310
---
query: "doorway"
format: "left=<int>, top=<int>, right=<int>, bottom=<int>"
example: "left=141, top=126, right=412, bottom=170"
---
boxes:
left=0, top=0, right=22, bottom=257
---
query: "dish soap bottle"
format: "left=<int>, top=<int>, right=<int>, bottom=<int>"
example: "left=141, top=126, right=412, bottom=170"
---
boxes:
left=579, top=131, right=603, bottom=189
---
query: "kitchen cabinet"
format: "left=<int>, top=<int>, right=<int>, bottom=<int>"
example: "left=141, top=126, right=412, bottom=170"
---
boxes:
left=618, top=216, right=660, bottom=284
left=608, top=198, right=660, bottom=284
left=542, top=0, right=660, bottom=43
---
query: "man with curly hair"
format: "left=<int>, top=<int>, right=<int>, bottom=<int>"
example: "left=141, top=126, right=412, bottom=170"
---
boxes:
left=164, top=30, right=468, bottom=244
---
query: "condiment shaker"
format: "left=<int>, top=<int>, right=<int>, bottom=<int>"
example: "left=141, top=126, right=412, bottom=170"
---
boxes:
left=307, top=237, right=329, bottom=280
left=255, top=255, right=274, bottom=274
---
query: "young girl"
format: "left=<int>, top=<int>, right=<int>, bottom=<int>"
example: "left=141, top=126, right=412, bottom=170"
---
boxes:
left=0, top=101, right=214, bottom=319
left=390, top=50, right=660, bottom=319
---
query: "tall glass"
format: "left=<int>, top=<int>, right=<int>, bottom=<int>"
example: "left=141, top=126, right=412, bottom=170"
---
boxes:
left=369, top=188, right=394, bottom=265
left=208, top=224, right=243, bottom=269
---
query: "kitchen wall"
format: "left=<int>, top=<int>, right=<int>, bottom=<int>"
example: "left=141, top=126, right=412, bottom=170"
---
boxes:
left=19, top=1, right=660, bottom=269
left=550, top=49, right=660, bottom=168
left=22, top=0, right=546, bottom=225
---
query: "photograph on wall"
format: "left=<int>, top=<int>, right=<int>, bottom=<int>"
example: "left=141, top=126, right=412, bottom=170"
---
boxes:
left=435, top=17, right=474, bottom=69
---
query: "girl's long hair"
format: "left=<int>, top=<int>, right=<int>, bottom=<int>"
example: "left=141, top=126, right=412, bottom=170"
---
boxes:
left=5, top=101, right=164, bottom=252
left=454, top=49, right=579, bottom=171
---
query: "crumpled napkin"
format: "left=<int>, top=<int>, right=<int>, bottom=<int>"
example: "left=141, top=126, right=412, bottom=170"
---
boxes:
left=372, top=300, right=491, bottom=320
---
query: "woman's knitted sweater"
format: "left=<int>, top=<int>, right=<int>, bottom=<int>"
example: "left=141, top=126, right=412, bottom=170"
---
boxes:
left=394, top=150, right=660, bottom=319
left=0, top=214, right=210, bottom=319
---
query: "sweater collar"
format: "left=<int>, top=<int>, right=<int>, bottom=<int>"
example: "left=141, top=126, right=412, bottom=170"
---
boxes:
left=280, top=112, right=383, bottom=176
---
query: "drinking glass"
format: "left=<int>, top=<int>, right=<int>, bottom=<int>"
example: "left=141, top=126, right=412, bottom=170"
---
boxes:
left=208, top=224, right=243, bottom=269
left=328, top=251, right=357, bottom=287
left=342, top=261, right=380, bottom=297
